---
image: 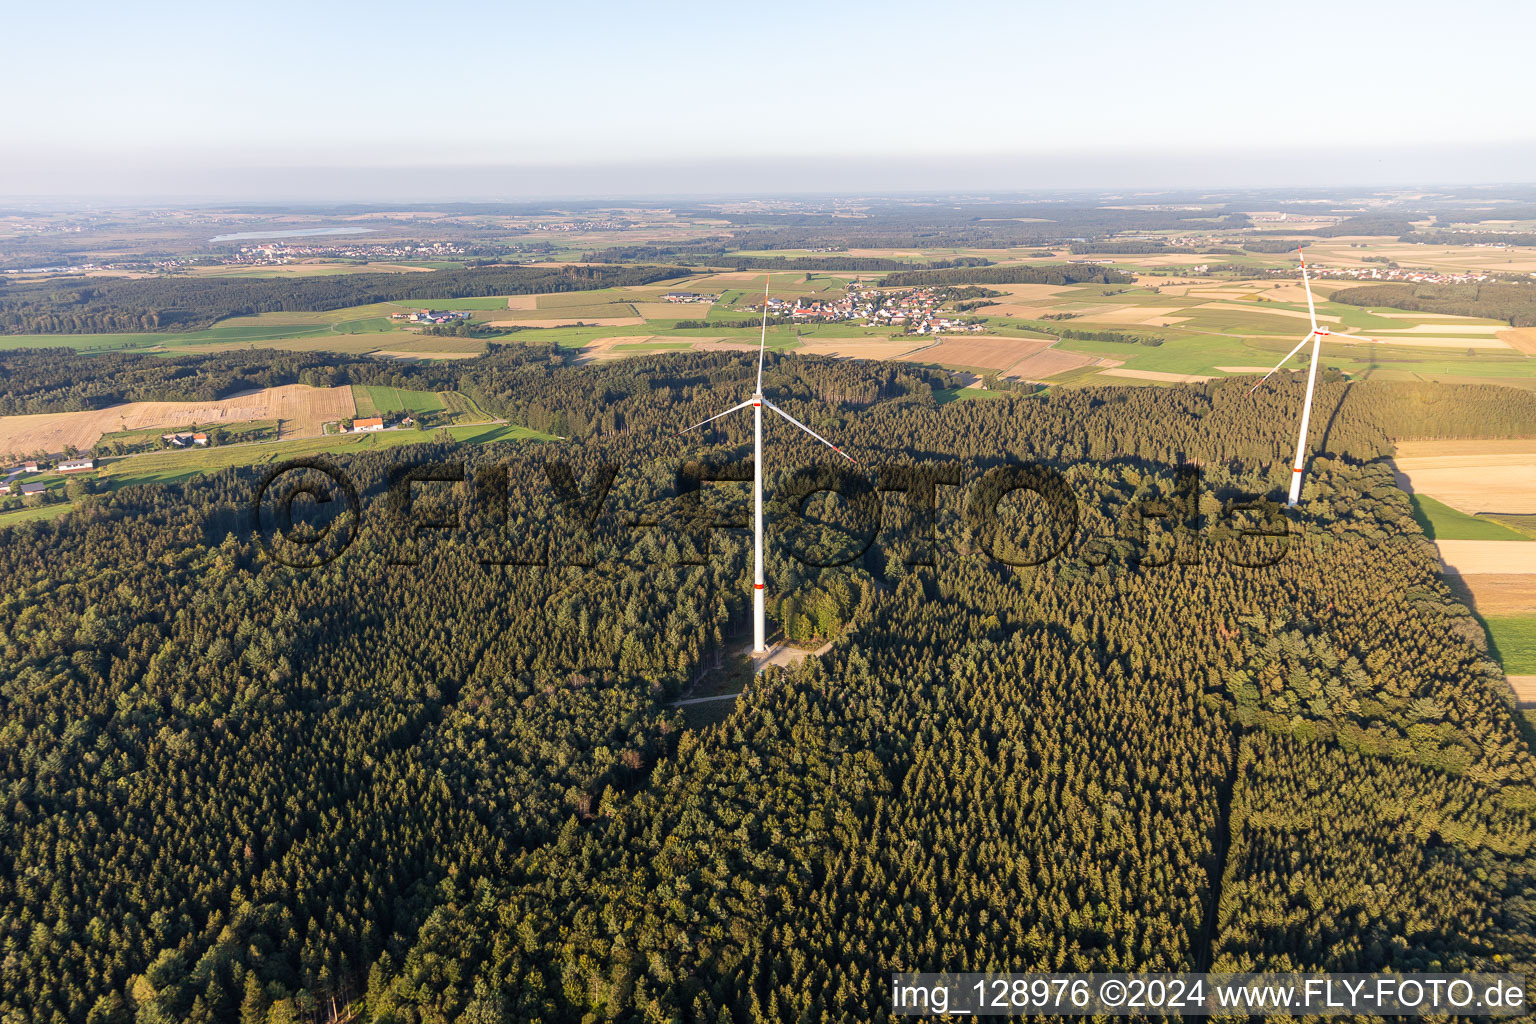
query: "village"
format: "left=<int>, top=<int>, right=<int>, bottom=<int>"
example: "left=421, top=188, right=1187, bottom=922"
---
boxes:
left=1300, top=264, right=1505, bottom=286
left=223, top=240, right=482, bottom=266
left=752, top=285, right=988, bottom=335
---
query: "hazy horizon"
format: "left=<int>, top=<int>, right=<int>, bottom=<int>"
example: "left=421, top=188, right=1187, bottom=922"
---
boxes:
left=6, top=0, right=1534, bottom=200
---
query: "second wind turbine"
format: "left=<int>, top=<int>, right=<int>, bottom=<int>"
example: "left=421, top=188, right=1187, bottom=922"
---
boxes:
left=678, top=276, right=855, bottom=654
left=1249, top=247, right=1366, bottom=507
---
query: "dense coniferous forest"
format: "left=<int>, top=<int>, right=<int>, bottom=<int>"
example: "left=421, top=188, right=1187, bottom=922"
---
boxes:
left=0, top=265, right=691, bottom=335
left=1, top=345, right=1535, bottom=1023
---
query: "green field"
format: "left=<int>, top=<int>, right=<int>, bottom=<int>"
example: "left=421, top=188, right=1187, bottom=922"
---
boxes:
left=0, top=420, right=557, bottom=531
left=1408, top=494, right=1533, bottom=541
left=0, top=501, right=75, bottom=527
left=351, top=385, right=447, bottom=418
left=1486, top=616, right=1536, bottom=674
left=100, top=422, right=554, bottom=485
left=612, top=341, right=693, bottom=352
left=1482, top=513, right=1536, bottom=539
left=0, top=308, right=408, bottom=354
left=0, top=323, right=335, bottom=353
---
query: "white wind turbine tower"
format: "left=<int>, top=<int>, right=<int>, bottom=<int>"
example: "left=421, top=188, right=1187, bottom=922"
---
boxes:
left=678, top=276, right=855, bottom=653
left=1249, top=247, right=1343, bottom=507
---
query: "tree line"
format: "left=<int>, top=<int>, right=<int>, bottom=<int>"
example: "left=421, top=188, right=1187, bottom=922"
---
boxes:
left=1333, top=281, right=1536, bottom=327
left=0, top=265, right=692, bottom=335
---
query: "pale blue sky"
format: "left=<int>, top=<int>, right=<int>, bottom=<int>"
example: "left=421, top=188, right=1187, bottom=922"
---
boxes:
left=4, top=0, right=1533, bottom=197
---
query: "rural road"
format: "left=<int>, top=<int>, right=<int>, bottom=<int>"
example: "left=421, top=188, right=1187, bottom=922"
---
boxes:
left=672, top=692, right=743, bottom=706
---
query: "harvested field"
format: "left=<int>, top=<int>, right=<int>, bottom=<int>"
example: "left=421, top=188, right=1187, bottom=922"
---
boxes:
left=1007, top=348, right=1100, bottom=380
left=1396, top=439, right=1536, bottom=458
left=1097, top=368, right=1214, bottom=384
left=1447, top=574, right=1536, bottom=617
left=1378, top=323, right=1503, bottom=334
left=793, top=338, right=925, bottom=360
left=985, top=284, right=1078, bottom=301
left=1369, top=311, right=1491, bottom=320
left=1499, top=328, right=1536, bottom=355
left=895, top=337, right=1051, bottom=374
left=505, top=294, right=539, bottom=310
left=634, top=302, right=712, bottom=319
left=973, top=303, right=1061, bottom=319
left=1347, top=335, right=1511, bottom=350
left=486, top=317, right=645, bottom=328
left=1067, top=305, right=1152, bottom=324
left=1435, top=540, right=1536, bottom=575
left=0, top=384, right=355, bottom=456
left=374, top=350, right=482, bottom=360
left=1195, top=302, right=1343, bottom=324
left=1392, top=451, right=1536, bottom=514
left=1509, top=676, right=1536, bottom=706
left=574, top=335, right=658, bottom=363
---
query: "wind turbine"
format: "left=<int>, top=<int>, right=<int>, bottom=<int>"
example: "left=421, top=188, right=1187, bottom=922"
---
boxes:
left=678, top=275, right=855, bottom=653
left=1249, top=247, right=1343, bottom=507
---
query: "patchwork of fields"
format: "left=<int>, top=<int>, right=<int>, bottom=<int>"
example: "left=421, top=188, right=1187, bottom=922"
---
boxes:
left=0, top=384, right=356, bottom=457
left=1390, top=439, right=1536, bottom=694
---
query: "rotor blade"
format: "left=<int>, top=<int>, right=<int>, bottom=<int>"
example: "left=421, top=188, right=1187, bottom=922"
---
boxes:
left=1248, top=333, right=1317, bottom=392
left=756, top=273, right=770, bottom=393
left=676, top=398, right=752, bottom=436
left=1298, top=247, right=1319, bottom=334
left=762, top=399, right=855, bottom=463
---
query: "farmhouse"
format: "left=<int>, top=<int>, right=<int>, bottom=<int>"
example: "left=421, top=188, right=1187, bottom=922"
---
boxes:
left=58, top=458, right=94, bottom=473
left=22, top=462, right=38, bottom=473
left=405, top=309, right=471, bottom=325
left=353, top=417, right=385, bottom=432
left=20, top=483, right=46, bottom=499
left=192, top=433, right=209, bottom=446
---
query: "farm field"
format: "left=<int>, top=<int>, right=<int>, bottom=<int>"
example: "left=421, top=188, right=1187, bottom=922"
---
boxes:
left=3, top=241, right=1534, bottom=387
left=895, top=336, right=1052, bottom=375
left=0, top=305, right=412, bottom=354
left=1406, top=494, right=1532, bottom=541
left=1391, top=446, right=1536, bottom=515
left=1486, top=616, right=1536, bottom=674
left=350, top=385, right=447, bottom=418
left=0, top=384, right=356, bottom=457
left=0, top=418, right=560, bottom=529
left=1434, top=540, right=1536, bottom=575
left=1449, top=574, right=1536, bottom=617
left=81, top=420, right=553, bottom=493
